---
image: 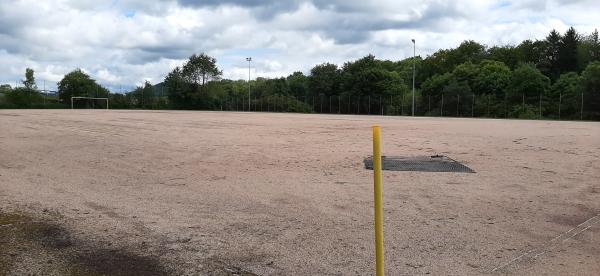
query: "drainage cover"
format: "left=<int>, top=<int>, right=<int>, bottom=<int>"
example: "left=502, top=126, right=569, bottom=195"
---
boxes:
left=364, top=155, right=475, bottom=173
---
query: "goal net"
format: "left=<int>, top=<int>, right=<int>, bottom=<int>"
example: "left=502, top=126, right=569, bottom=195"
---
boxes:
left=71, top=97, right=109, bottom=109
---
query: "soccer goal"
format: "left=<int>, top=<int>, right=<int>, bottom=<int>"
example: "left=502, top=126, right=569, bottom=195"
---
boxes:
left=71, top=97, right=109, bottom=109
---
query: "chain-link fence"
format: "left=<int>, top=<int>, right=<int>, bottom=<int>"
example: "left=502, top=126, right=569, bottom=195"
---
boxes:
left=2, top=80, right=596, bottom=120
left=192, top=91, right=596, bottom=121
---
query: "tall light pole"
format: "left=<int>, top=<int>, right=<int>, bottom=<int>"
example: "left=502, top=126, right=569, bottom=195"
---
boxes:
left=246, top=57, right=252, bottom=111
left=411, top=39, right=416, bottom=116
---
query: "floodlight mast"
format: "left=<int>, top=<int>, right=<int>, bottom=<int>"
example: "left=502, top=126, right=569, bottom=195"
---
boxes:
left=246, top=57, right=252, bottom=111
left=411, top=39, right=416, bottom=117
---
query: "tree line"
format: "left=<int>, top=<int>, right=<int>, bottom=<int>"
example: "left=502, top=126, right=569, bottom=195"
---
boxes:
left=1, top=27, right=599, bottom=120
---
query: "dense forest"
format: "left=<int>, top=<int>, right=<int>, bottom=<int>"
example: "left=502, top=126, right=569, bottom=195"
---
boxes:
left=1, top=27, right=599, bottom=120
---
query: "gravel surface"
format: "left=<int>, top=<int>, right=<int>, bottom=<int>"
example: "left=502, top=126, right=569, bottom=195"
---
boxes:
left=1, top=109, right=599, bottom=275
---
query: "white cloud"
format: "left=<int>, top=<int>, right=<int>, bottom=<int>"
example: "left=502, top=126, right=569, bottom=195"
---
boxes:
left=0, top=0, right=598, bottom=92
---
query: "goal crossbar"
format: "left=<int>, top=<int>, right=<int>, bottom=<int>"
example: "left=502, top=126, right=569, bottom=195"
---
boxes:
left=71, top=97, right=109, bottom=109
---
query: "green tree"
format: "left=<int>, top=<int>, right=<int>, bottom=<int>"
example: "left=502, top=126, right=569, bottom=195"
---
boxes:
left=420, top=49, right=451, bottom=78
left=57, top=69, right=109, bottom=104
left=4, top=87, right=43, bottom=107
left=447, top=41, right=487, bottom=68
left=540, top=29, right=562, bottom=80
left=340, top=55, right=408, bottom=114
left=558, top=27, right=580, bottom=73
left=182, top=53, right=222, bottom=92
left=451, top=61, right=478, bottom=88
left=2, top=71, right=44, bottom=108
left=129, top=81, right=155, bottom=108
left=516, top=39, right=545, bottom=65
left=420, top=40, right=486, bottom=81
left=164, top=53, right=222, bottom=108
left=508, top=64, right=550, bottom=99
left=341, top=55, right=385, bottom=97
left=308, top=62, right=341, bottom=97
left=442, top=78, right=471, bottom=116
left=577, top=29, right=600, bottom=71
left=286, top=72, right=309, bottom=99
left=507, top=63, right=551, bottom=118
left=394, top=56, right=423, bottom=88
left=473, top=60, right=511, bottom=98
left=487, top=46, right=519, bottom=69
left=550, top=72, right=582, bottom=119
left=108, top=93, right=131, bottom=109
left=164, top=67, right=191, bottom=108
left=23, top=68, right=37, bottom=90
left=420, top=73, right=452, bottom=115
left=581, top=61, right=600, bottom=119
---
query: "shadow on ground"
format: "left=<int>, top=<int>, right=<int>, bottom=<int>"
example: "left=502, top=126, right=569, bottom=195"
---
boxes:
left=0, top=211, right=168, bottom=276
left=0, top=210, right=259, bottom=275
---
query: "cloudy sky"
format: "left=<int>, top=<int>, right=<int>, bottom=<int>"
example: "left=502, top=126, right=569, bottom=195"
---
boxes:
left=0, top=0, right=598, bottom=92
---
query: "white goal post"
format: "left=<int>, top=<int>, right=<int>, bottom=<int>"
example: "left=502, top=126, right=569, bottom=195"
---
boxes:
left=71, top=97, right=109, bottom=109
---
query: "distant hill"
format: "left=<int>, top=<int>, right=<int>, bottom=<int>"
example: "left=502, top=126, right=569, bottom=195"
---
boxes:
left=150, top=82, right=168, bottom=97
left=152, top=82, right=166, bottom=91
left=123, top=82, right=168, bottom=97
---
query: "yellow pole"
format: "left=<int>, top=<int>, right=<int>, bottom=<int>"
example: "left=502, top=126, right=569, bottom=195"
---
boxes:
left=372, top=125, right=384, bottom=276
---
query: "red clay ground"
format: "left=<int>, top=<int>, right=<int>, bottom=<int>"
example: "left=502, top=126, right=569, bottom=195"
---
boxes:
left=1, top=109, right=599, bottom=275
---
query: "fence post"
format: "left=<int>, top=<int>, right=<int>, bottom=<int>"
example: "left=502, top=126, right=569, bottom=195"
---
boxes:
left=487, top=95, right=490, bottom=117
left=581, top=92, right=584, bottom=120
left=504, top=96, right=507, bottom=118
left=472, top=93, right=475, bottom=117
left=441, top=94, right=444, bottom=117
left=320, top=95, right=323, bottom=113
left=348, top=95, right=351, bottom=114
left=368, top=96, right=371, bottom=115
left=380, top=96, right=383, bottom=115
left=558, top=92, right=562, bottom=120
left=457, top=94, right=460, bottom=117
left=338, top=95, right=341, bottom=114
left=401, top=94, right=404, bottom=115
left=539, top=93, right=542, bottom=119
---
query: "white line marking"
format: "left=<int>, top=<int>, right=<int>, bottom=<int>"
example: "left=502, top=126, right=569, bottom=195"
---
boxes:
left=490, top=214, right=600, bottom=273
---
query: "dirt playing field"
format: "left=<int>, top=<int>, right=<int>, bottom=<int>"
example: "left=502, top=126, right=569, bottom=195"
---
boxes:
left=1, top=109, right=599, bottom=275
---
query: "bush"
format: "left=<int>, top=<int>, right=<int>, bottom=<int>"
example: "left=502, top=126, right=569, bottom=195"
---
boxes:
left=4, top=88, right=44, bottom=107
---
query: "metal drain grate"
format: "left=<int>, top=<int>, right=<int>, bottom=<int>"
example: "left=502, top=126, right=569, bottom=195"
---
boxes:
left=364, top=155, right=475, bottom=173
